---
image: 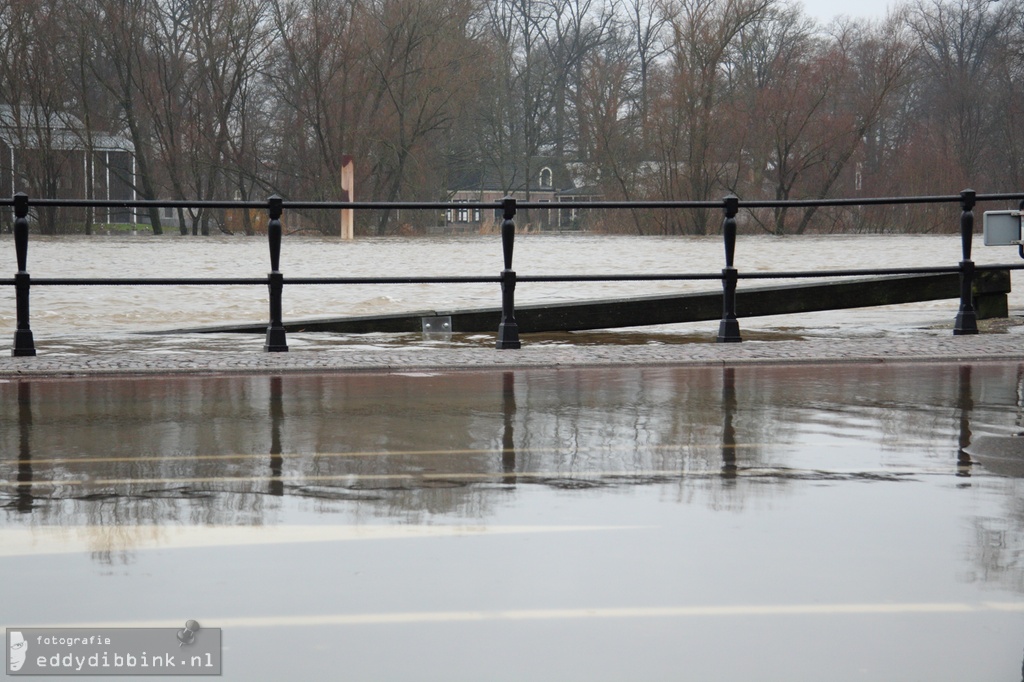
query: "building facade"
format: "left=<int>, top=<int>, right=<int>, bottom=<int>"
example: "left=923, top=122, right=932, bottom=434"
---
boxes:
left=446, top=157, right=600, bottom=232
left=0, top=105, right=135, bottom=232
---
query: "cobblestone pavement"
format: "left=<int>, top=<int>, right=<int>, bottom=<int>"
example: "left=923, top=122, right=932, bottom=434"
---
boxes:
left=2, top=333, right=1024, bottom=377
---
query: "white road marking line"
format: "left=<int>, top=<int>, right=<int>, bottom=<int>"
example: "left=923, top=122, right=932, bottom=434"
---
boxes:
left=7, top=602, right=1022, bottom=630
left=0, top=524, right=643, bottom=557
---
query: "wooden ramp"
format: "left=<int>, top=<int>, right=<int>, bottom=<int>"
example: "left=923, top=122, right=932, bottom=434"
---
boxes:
left=166, top=270, right=1010, bottom=335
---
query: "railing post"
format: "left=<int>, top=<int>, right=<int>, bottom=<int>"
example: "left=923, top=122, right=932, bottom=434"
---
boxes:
left=717, top=194, right=741, bottom=343
left=954, top=188, right=978, bottom=335
left=264, top=195, right=288, bottom=352
left=12, top=192, right=36, bottom=357
left=496, top=197, right=521, bottom=349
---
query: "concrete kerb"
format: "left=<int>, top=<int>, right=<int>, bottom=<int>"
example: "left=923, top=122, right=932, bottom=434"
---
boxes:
left=2, top=335, right=1024, bottom=378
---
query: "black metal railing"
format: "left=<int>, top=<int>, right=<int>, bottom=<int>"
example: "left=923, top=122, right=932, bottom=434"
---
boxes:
left=5, top=190, right=1024, bottom=357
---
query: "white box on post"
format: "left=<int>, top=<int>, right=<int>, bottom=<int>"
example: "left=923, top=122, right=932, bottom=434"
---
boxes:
left=983, top=210, right=1022, bottom=246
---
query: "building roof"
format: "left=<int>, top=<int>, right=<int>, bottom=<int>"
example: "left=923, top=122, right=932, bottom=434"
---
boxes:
left=0, top=105, right=133, bottom=153
left=448, top=156, right=576, bottom=194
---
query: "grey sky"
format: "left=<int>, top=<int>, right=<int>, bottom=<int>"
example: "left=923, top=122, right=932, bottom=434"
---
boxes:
left=801, top=0, right=898, bottom=23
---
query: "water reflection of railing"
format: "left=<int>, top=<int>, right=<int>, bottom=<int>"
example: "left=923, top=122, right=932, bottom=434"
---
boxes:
left=6, top=361, right=1024, bottom=586
left=5, top=191, right=1024, bottom=356
left=14, top=381, right=32, bottom=513
left=0, top=368, right=758, bottom=522
left=7, top=362, right=1021, bottom=502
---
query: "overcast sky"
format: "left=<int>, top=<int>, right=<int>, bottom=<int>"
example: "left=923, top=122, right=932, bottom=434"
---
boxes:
left=799, top=0, right=901, bottom=24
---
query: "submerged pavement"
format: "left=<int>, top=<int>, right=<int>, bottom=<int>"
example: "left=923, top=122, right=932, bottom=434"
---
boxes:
left=3, top=331, right=1024, bottom=376
left=5, top=339, right=1024, bottom=680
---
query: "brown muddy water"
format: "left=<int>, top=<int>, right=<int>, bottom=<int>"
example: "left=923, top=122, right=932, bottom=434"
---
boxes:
left=3, top=362, right=1024, bottom=680
left=3, top=232, right=1024, bottom=354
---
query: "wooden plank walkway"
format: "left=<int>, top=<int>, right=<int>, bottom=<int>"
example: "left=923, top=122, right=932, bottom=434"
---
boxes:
left=167, top=270, right=1011, bottom=335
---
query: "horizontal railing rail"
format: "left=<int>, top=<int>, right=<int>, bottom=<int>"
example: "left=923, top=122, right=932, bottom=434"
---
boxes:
left=6, top=264, right=1023, bottom=288
left=5, top=190, right=1024, bottom=356
left=5, top=190, right=1024, bottom=211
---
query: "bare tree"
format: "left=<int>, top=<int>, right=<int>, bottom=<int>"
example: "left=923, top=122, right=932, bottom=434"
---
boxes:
left=791, top=16, right=915, bottom=233
left=990, top=3, right=1024, bottom=191
left=76, top=0, right=166, bottom=233
left=181, top=0, right=271, bottom=234
left=908, top=0, right=1018, bottom=183
left=266, top=0, right=367, bottom=230
left=624, top=0, right=669, bottom=132
left=728, top=4, right=819, bottom=233
left=541, top=0, right=616, bottom=158
left=655, top=0, right=773, bottom=234
left=0, top=0, right=79, bottom=233
left=576, top=27, right=654, bottom=231
left=361, top=0, right=485, bottom=233
left=480, top=0, right=558, bottom=205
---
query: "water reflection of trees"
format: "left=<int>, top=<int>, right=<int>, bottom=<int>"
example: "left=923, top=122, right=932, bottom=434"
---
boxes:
left=956, top=364, right=1024, bottom=596
left=2, top=362, right=1024, bottom=585
left=963, top=487, right=1024, bottom=594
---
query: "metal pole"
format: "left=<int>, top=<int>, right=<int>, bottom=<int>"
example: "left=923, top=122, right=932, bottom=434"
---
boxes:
left=264, top=195, right=288, bottom=352
left=12, top=192, right=36, bottom=356
left=496, top=197, right=521, bottom=349
left=954, top=188, right=978, bottom=335
left=717, top=194, right=741, bottom=342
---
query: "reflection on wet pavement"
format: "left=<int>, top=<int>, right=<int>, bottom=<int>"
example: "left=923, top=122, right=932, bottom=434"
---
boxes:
left=3, top=363, right=1024, bottom=680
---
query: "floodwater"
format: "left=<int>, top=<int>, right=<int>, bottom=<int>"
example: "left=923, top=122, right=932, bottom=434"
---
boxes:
left=3, top=362, right=1024, bottom=680
left=1, top=232, right=1023, bottom=353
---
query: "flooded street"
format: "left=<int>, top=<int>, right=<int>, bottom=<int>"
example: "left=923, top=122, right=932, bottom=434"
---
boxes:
left=3, top=362, right=1024, bottom=680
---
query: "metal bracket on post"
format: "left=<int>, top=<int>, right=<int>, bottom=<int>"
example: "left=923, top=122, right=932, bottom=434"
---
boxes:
left=12, top=192, right=35, bottom=357
left=264, top=195, right=289, bottom=352
left=1019, top=200, right=1024, bottom=261
left=717, top=194, right=742, bottom=343
left=496, top=196, right=521, bottom=349
left=954, top=188, right=979, bottom=335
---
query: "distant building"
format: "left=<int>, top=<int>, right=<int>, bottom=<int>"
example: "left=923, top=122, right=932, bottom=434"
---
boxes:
left=0, top=105, right=135, bottom=230
left=446, top=156, right=601, bottom=231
